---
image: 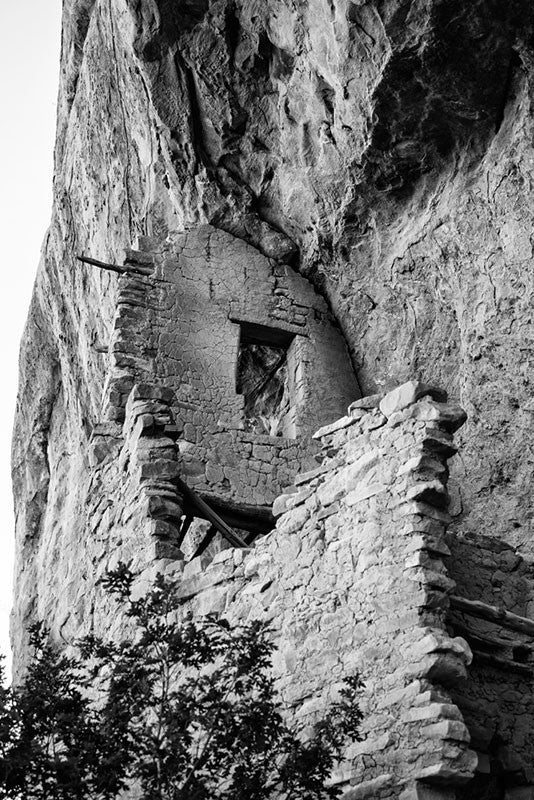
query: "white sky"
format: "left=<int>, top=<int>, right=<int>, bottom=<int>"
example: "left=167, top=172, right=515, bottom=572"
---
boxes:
left=0, top=1, right=62, bottom=676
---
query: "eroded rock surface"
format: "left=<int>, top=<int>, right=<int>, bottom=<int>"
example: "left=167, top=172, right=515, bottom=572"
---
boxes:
left=11, top=0, right=534, bottom=736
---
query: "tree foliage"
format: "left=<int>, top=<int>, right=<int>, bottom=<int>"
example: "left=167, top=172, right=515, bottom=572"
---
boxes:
left=0, top=566, right=364, bottom=799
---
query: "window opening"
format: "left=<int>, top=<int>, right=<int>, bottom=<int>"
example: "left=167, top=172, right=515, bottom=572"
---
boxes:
left=236, top=322, right=294, bottom=437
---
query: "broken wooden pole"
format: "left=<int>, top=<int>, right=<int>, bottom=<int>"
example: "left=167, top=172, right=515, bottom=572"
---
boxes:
left=177, top=515, right=194, bottom=550
left=77, top=254, right=150, bottom=277
left=472, top=650, right=533, bottom=675
left=450, top=594, right=534, bottom=638
left=176, top=477, right=248, bottom=549
left=196, top=494, right=274, bottom=537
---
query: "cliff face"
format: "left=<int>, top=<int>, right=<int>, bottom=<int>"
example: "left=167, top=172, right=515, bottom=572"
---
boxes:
left=11, top=2, right=534, bottom=795
left=11, top=0, right=534, bottom=755
left=17, top=0, right=534, bottom=556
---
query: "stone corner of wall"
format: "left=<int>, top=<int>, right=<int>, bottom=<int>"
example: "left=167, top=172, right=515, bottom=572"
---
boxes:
left=269, top=380, right=477, bottom=791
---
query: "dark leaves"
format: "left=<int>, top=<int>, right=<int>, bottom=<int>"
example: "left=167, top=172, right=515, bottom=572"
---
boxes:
left=0, top=566, right=364, bottom=799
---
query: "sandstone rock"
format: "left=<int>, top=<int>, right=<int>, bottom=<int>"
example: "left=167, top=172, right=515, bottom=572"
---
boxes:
left=415, top=747, right=479, bottom=784
left=345, top=482, right=386, bottom=506
left=348, top=394, right=383, bottom=412
left=11, top=1, right=534, bottom=795
left=423, top=720, right=471, bottom=744
left=341, top=775, right=393, bottom=799
left=272, top=493, right=291, bottom=518
left=407, top=400, right=467, bottom=433
left=131, top=383, right=175, bottom=403
left=312, top=415, right=358, bottom=440
left=146, top=495, right=183, bottom=521
left=379, top=382, right=447, bottom=419
left=403, top=703, right=463, bottom=723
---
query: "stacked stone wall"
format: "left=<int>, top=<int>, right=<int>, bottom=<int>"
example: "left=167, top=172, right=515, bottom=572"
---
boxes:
left=446, top=535, right=534, bottom=794
left=98, top=224, right=360, bottom=509
left=85, top=380, right=480, bottom=799
left=17, top=365, right=534, bottom=799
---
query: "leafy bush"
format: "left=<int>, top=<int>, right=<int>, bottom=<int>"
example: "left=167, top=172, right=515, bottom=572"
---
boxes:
left=0, top=566, right=364, bottom=799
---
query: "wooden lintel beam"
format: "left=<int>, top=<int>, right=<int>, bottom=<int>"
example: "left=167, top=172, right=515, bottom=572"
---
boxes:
left=450, top=594, right=534, bottom=638
left=450, top=620, right=518, bottom=654
left=196, top=494, right=274, bottom=536
left=472, top=650, right=533, bottom=676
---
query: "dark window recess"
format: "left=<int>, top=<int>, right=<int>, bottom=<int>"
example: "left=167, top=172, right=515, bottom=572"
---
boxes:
left=512, top=644, right=531, bottom=664
left=236, top=323, right=293, bottom=437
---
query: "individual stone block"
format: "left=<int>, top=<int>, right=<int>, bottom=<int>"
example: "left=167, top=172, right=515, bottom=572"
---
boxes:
left=423, top=719, right=471, bottom=744
left=345, top=482, right=386, bottom=506
left=131, top=383, right=175, bottom=403
left=415, top=747, right=478, bottom=783
left=312, top=415, right=358, bottom=439
left=394, top=501, right=451, bottom=524
left=139, top=459, right=181, bottom=481
left=317, top=474, right=345, bottom=507
left=272, top=492, right=292, bottom=517
left=404, top=481, right=449, bottom=508
left=348, top=393, right=383, bottom=412
left=420, top=430, right=458, bottom=458
left=276, top=502, right=310, bottom=534
left=341, top=774, right=393, bottom=799
left=402, top=702, right=463, bottom=723
left=379, top=381, right=447, bottom=418
left=407, top=399, right=467, bottom=433
left=147, top=495, right=183, bottom=521
left=410, top=630, right=473, bottom=666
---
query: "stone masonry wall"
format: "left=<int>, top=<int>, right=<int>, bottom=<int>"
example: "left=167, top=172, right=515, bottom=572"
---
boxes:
left=12, top=5, right=534, bottom=796
left=11, top=223, right=359, bottom=663
left=84, top=380, right=483, bottom=800
left=16, top=362, right=534, bottom=798
left=446, top=535, right=534, bottom=797
left=101, top=224, right=359, bottom=509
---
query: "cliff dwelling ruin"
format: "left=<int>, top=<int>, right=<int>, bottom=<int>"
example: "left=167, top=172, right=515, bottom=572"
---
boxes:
left=10, top=1, right=534, bottom=799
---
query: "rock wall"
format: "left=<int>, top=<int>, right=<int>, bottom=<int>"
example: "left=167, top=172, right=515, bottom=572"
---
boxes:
left=101, top=224, right=358, bottom=506
left=11, top=1, right=534, bottom=798
left=11, top=223, right=357, bottom=653
left=447, top=535, right=534, bottom=797
left=13, top=1, right=534, bottom=569
left=49, top=376, right=534, bottom=799
left=26, top=377, right=482, bottom=799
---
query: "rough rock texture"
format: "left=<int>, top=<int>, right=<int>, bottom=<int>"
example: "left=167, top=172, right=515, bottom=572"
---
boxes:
left=17, top=382, right=483, bottom=798
left=15, top=0, right=534, bottom=557
left=11, top=1, right=534, bottom=798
